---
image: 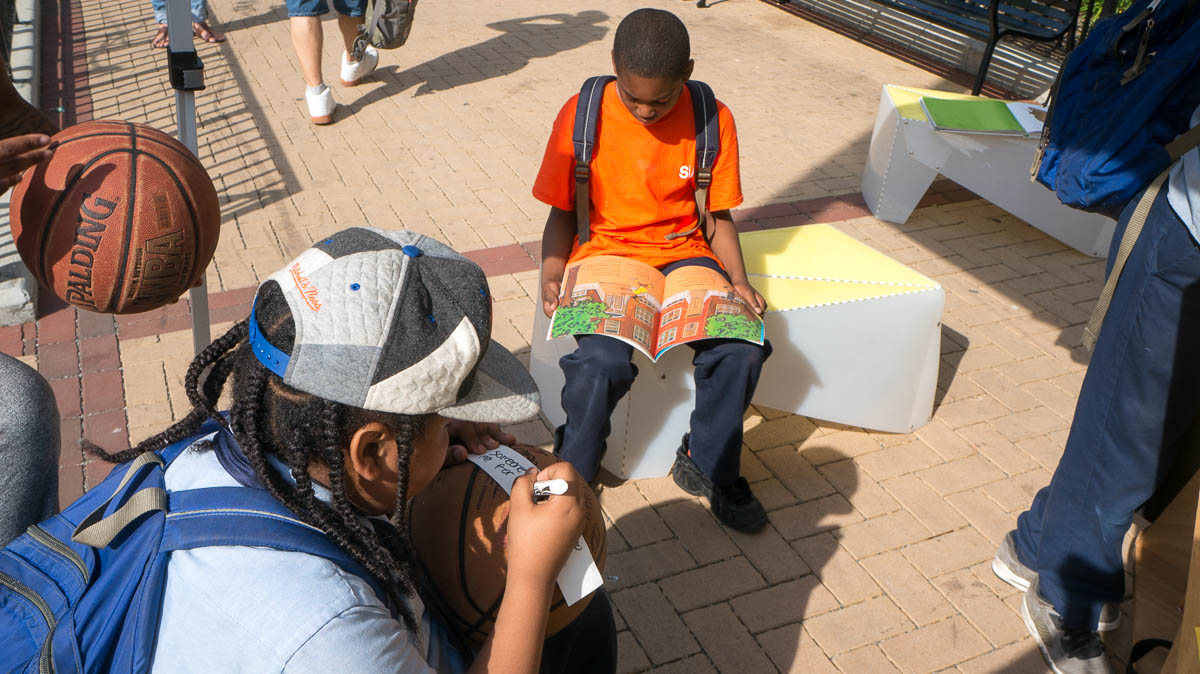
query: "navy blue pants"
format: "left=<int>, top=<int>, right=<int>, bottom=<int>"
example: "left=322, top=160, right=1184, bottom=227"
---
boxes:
left=1014, top=186, right=1200, bottom=630
left=556, top=256, right=772, bottom=485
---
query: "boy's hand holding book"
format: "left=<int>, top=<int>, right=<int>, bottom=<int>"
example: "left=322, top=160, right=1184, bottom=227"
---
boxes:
left=542, top=274, right=563, bottom=319
left=731, top=278, right=766, bottom=315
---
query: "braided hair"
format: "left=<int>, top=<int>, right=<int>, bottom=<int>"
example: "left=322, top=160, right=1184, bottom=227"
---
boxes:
left=92, top=281, right=425, bottom=632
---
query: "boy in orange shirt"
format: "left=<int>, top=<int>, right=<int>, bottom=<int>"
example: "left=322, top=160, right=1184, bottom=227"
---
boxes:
left=533, top=8, right=771, bottom=533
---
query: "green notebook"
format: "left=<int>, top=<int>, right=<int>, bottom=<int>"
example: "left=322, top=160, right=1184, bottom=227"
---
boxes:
left=919, top=96, right=1044, bottom=136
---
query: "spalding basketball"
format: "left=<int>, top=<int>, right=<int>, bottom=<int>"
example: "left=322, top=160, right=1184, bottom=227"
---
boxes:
left=409, top=444, right=607, bottom=648
left=10, top=120, right=220, bottom=314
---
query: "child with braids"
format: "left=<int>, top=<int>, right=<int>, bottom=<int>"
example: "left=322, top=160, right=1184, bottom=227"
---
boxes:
left=94, top=227, right=616, bottom=673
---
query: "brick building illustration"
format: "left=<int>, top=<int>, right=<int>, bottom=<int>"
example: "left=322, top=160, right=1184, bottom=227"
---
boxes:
left=556, top=263, right=660, bottom=350
left=656, top=288, right=746, bottom=351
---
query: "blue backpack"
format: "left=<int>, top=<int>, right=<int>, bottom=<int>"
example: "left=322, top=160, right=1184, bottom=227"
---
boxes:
left=0, top=420, right=388, bottom=673
left=1032, top=0, right=1200, bottom=216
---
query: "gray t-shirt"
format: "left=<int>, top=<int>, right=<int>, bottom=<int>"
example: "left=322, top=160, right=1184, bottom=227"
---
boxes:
left=1168, top=104, right=1200, bottom=242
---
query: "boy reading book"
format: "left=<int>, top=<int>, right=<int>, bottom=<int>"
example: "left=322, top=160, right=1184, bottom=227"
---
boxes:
left=534, top=8, right=772, bottom=533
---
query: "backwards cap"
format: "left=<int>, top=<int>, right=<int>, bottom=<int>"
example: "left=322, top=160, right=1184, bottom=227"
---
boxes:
left=248, top=227, right=540, bottom=424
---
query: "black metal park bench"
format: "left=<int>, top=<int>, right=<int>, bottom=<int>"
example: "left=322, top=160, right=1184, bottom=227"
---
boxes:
left=775, top=0, right=1081, bottom=96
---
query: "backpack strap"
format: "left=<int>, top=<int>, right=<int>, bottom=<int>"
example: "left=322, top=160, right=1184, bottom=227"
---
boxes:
left=162, top=487, right=392, bottom=607
left=350, top=0, right=382, bottom=61
left=1083, top=124, right=1200, bottom=350
left=571, top=76, right=614, bottom=246
left=665, top=80, right=720, bottom=242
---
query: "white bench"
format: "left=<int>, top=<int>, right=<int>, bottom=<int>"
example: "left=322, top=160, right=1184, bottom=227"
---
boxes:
left=861, top=84, right=1116, bottom=258
left=529, top=224, right=945, bottom=479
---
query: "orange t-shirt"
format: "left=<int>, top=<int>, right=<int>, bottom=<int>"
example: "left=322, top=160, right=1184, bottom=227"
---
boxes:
left=532, top=80, right=743, bottom=268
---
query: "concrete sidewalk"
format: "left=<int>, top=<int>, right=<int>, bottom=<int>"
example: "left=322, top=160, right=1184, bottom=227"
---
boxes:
left=8, top=0, right=1129, bottom=671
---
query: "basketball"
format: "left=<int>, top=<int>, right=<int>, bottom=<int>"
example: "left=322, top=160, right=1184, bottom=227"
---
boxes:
left=409, top=444, right=607, bottom=648
left=9, top=120, right=220, bottom=314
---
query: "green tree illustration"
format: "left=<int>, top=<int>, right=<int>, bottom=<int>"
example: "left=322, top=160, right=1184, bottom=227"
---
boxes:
left=551, top=299, right=608, bottom=337
left=704, top=314, right=761, bottom=341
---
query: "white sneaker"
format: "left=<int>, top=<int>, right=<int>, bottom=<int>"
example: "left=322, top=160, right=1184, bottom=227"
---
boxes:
left=340, top=45, right=378, bottom=86
left=306, top=85, right=335, bottom=125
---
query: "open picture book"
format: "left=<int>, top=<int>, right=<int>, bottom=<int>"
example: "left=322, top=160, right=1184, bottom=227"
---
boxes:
left=548, top=255, right=765, bottom=361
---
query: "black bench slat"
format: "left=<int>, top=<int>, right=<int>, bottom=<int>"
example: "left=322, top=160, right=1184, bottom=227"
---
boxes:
left=851, top=0, right=1079, bottom=93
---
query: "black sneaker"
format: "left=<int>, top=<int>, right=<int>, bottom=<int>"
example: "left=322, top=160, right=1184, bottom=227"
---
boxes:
left=671, top=443, right=768, bottom=534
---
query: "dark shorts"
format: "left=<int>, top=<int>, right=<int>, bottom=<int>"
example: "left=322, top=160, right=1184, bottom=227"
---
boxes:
left=285, top=0, right=366, bottom=18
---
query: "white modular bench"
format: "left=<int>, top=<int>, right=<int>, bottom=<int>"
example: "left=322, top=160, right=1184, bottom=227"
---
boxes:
left=862, top=84, right=1116, bottom=258
left=529, top=224, right=946, bottom=479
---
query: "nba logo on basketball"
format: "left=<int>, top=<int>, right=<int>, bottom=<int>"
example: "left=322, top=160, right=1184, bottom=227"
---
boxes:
left=128, top=231, right=194, bottom=309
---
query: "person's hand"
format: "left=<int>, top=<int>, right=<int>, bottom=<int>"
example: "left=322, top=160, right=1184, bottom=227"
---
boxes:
left=732, top=280, right=766, bottom=315
left=442, top=420, right=516, bottom=466
left=541, top=274, right=563, bottom=318
left=0, top=133, right=52, bottom=195
left=506, top=462, right=587, bottom=591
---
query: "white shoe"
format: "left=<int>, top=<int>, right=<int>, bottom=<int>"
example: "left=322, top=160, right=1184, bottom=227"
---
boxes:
left=340, top=45, right=378, bottom=86
left=306, top=85, right=335, bottom=125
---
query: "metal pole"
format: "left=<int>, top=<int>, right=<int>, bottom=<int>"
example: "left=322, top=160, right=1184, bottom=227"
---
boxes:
left=166, top=0, right=211, bottom=355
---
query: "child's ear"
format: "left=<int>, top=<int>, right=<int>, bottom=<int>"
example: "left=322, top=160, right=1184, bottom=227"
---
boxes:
left=347, top=422, right=397, bottom=481
left=683, top=59, right=694, bottom=82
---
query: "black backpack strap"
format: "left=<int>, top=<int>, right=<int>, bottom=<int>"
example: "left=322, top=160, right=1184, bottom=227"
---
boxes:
left=161, top=487, right=393, bottom=610
left=571, top=76, right=614, bottom=245
left=1126, top=638, right=1173, bottom=673
left=666, top=80, right=721, bottom=242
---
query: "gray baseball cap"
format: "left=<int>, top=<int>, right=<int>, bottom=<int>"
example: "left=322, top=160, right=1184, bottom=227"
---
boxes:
left=247, top=227, right=541, bottom=424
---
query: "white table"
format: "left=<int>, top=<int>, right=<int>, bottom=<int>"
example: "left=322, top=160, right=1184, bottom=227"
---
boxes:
left=862, top=85, right=1116, bottom=258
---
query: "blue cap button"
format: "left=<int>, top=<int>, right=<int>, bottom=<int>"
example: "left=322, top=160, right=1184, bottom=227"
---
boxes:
left=402, top=245, right=423, bottom=258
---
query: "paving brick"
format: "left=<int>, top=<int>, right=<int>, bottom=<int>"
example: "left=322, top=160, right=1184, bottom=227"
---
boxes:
left=993, top=407, right=1069, bottom=442
left=903, top=527, right=996, bottom=578
left=598, top=482, right=673, bottom=547
left=616, top=631, right=649, bottom=674
left=747, top=477, right=799, bottom=512
left=793, top=533, right=881, bottom=606
left=802, top=595, right=912, bottom=656
left=967, top=367, right=1040, bottom=412
left=36, top=341, right=78, bottom=380
left=837, top=511, right=932, bottom=559
left=58, top=464, right=85, bottom=510
left=758, top=445, right=835, bottom=501
left=955, top=641, right=1053, bottom=673
left=817, top=459, right=900, bottom=518
left=982, top=470, right=1052, bottom=513
left=914, top=418, right=975, bottom=461
left=743, top=413, right=818, bottom=452
left=883, top=474, right=969, bottom=534
left=855, top=440, right=942, bottom=481
left=1016, top=435, right=1065, bottom=472
left=605, top=540, right=696, bottom=591
left=862, top=550, right=956, bottom=627
left=730, top=574, right=838, bottom=634
left=879, top=616, right=990, bottom=672
left=659, top=558, right=765, bottom=613
left=657, top=501, right=738, bottom=565
left=79, top=334, right=121, bottom=373
left=932, top=568, right=1026, bottom=647
left=796, top=429, right=884, bottom=465
left=770, top=493, right=863, bottom=540
left=757, top=624, right=839, bottom=674
left=611, top=584, right=699, bottom=666
left=636, top=654, right=714, bottom=674
left=83, top=459, right=115, bottom=491
left=738, top=448, right=771, bottom=482
left=946, top=491, right=1016, bottom=545
left=49, top=376, right=82, bottom=418
left=918, top=454, right=1006, bottom=496
left=933, top=395, right=1011, bottom=428
left=682, top=604, right=775, bottom=674
left=833, top=645, right=901, bottom=673
left=957, top=422, right=1040, bottom=476
left=727, top=522, right=810, bottom=584
left=82, top=369, right=126, bottom=414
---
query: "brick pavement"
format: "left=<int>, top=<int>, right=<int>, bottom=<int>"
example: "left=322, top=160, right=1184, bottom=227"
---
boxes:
left=8, top=0, right=1138, bottom=670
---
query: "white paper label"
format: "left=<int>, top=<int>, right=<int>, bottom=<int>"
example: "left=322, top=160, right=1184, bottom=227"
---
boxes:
left=467, top=446, right=604, bottom=606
